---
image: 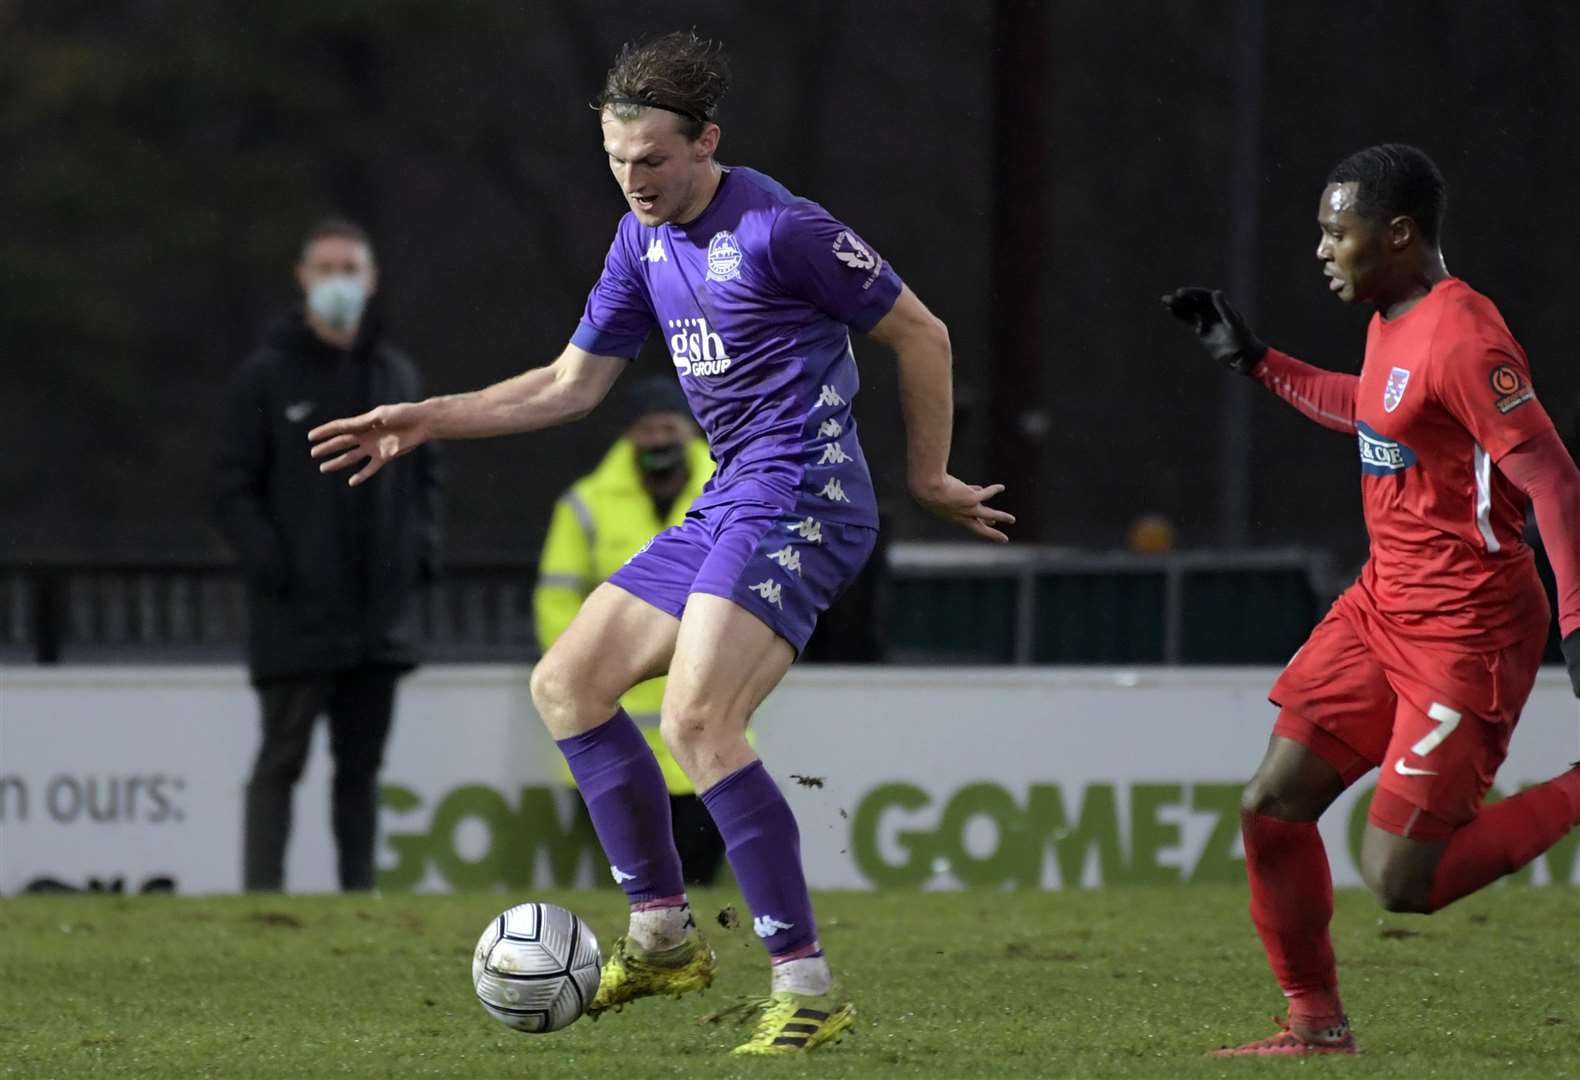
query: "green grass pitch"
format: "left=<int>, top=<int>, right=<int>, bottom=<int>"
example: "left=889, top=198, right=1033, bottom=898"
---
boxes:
left=1, top=886, right=1574, bottom=1078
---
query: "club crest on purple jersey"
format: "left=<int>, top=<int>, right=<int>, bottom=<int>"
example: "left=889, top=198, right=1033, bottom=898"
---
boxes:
left=706, top=230, right=743, bottom=282
left=1383, top=366, right=1411, bottom=413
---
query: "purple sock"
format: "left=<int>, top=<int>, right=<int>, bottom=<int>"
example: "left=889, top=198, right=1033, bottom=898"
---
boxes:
left=557, top=710, right=685, bottom=906
left=700, top=760, right=819, bottom=958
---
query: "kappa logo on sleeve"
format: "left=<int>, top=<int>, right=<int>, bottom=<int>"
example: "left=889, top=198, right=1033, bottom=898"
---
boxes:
left=1489, top=364, right=1535, bottom=414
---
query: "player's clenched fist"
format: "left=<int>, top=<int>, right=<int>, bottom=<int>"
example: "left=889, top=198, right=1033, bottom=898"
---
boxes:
left=308, top=401, right=432, bottom=487
left=1161, top=287, right=1267, bottom=375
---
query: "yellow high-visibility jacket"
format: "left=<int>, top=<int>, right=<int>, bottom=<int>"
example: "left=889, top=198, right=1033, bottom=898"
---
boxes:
left=535, top=436, right=714, bottom=793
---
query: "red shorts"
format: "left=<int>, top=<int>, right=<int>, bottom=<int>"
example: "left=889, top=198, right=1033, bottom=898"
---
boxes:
left=1269, top=588, right=1546, bottom=839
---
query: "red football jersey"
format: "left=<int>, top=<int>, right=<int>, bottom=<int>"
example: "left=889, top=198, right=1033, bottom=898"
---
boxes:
left=1350, top=278, right=1553, bottom=649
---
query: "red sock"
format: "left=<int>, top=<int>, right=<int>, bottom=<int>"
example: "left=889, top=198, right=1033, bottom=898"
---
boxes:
left=1242, top=811, right=1344, bottom=1026
left=1427, top=769, right=1580, bottom=912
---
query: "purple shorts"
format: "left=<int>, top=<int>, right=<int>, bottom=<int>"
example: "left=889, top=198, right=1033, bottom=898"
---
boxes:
left=606, top=501, right=877, bottom=653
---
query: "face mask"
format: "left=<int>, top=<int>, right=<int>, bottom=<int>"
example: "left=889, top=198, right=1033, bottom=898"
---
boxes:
left=306, top=275, right=369, bottom=332
left=637, top=443, right=686, bottom=475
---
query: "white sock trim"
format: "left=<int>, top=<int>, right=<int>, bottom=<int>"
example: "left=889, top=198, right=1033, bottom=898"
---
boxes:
left=771, top=954, right=833, bottom=996
left=628, top=903, right=694, bottom=952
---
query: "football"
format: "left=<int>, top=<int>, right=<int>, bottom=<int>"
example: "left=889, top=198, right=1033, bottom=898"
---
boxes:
left=471, top=902, right=602, bottom=1033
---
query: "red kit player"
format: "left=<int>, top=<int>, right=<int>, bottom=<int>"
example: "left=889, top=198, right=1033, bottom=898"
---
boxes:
left=1164, top=144, right=1580, bottom=1056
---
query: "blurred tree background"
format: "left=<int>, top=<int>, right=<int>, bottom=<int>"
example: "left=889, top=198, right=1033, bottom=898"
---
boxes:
left=3, top=1, right=1577, bottom=566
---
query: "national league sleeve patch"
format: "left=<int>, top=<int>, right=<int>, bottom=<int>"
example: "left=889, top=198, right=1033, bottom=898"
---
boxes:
left=1488, top=364, right=1535, bottom=414
left=830, top=229, right=885, bottom=291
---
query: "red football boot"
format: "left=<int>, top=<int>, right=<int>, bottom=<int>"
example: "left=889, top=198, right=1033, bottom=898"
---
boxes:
left=1209, top=1015, right=1358, bottom=1057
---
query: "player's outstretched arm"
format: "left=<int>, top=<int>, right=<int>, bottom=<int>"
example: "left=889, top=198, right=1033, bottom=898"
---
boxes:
left=1161, top=286, right=1357, bottom=434
left=1497, top=429, right=1580, bottom=696
left=868, top=285, right=1015, bottom=543
left=308, top=346, right=627, bottom=487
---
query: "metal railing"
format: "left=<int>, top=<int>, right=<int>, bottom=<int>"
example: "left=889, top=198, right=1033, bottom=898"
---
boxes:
left=885, top=544, right=1343, bottom=665
left=0, top=559, right=542, bottom=665
left=0, top=546, right=1345, bottom=667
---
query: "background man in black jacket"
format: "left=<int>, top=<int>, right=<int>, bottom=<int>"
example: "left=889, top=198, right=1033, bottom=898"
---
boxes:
left=212, top=218, right=443, bottom=892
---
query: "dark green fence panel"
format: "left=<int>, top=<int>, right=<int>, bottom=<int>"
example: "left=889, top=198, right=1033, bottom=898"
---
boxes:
left=889, top=574, right=1018, bottom=663
left=1031, top=571, right=1166, bottom=663
left=1178, top=568, right=1320, bottom=664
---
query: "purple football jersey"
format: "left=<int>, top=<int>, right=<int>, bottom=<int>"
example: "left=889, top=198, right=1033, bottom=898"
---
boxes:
left=570, top=167, right=902, bottom=528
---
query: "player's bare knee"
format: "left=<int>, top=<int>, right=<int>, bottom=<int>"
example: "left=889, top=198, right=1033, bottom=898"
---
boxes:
left=1360, top=850, right=1433, bottom=914
left=659, top=706, right=715, bottom=760
left=1367, top=873, right=1431, bottom=914
left=660, top=703, right=747, bottom=778
left=529, top=653, right=601, bottom=736
left=1239, top=775, right=1275, bottom=817
left=528, top=655, right=564, bottom=716
left=1240, top=772, right=1305, bottom=820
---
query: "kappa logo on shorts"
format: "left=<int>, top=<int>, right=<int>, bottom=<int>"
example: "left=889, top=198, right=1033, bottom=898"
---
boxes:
left=818, top=418, right=843, bottom=438
left=748, top=579, right=784, bottom=609
left=817, top=443, right=852, bottom=465
left=788, top=517, right=824, bottom=543
left=766, top=546, right=803, bottom=576
left=706, top=230, right=743, bottom=282
left=816, top=385, right=845, bottom=408
left=1383, top=366, right=1411, bottom=412
left=817, top=478, right=851, bottom=503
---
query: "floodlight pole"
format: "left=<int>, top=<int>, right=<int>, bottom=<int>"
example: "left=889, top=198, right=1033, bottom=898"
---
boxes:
left=989, top=0, right=1047, bottom=540
left=1223, top=0, right=1264, bottom=548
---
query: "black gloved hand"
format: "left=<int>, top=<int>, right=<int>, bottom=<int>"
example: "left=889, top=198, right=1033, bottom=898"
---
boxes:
left=1561, top=630, right=1580, bottom=697
left=1161, top=287, right=1268, bottom=375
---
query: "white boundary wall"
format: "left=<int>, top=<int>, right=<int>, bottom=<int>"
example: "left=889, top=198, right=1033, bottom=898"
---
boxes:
left=1, top=666, right=1576, bottom=894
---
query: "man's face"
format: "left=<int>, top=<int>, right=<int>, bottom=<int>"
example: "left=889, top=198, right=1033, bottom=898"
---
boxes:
left=601, top=108, right=719, bottom=227
left=296, top=235, right=376, bottom=297
left=1314, top=182, right=1389, bottom=305
left=627, top=411, right=692, bottom=453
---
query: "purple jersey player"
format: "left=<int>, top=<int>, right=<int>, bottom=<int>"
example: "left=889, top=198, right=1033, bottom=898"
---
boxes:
left=308, top=31, right=1011, bottom=1055
left=581, top=162, right=895, bottom=651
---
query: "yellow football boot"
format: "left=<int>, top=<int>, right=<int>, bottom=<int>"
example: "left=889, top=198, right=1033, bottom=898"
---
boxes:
left=703, top=990, right=856, bottom=1055
left=587, top=932, right=717, bottom=1018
